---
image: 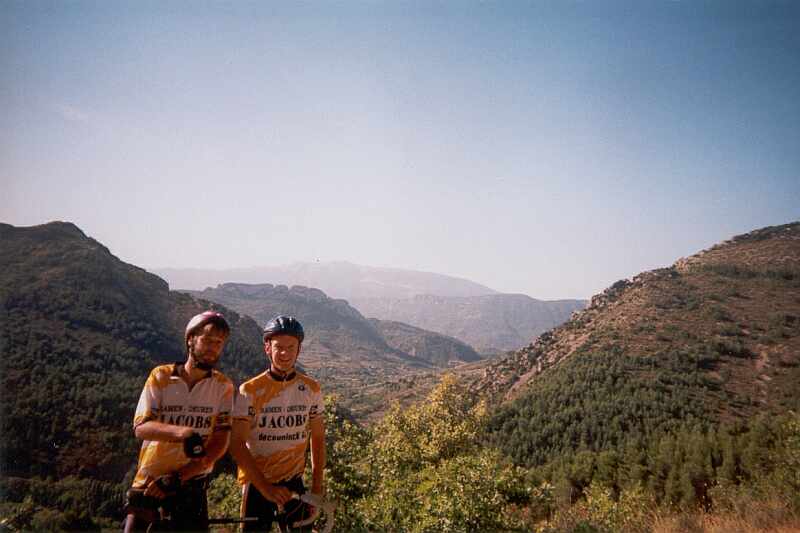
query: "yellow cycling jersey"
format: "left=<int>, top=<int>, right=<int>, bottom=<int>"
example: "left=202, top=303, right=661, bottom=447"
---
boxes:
left=233, top=370, right=322, bottom=485
left=132, top=363, right=234, bottom=488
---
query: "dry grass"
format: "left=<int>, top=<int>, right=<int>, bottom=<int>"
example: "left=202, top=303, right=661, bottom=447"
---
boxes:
left=653, top=500, right=800, bottom=533
left=654, top=514, right=800, bottom=533
left=536, top=485, right=800, bottom=533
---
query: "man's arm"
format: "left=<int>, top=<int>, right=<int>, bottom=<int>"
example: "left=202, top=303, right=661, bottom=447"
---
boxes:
left=228, top=419, right=294, bottom=506
left=202, top=427, right=230, bottom=463
left=134, top=421, right=195, bottom=442
left=309, top=416, right=326, bottom=495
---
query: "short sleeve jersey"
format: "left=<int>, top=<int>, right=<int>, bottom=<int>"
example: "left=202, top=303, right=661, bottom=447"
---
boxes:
left=132, top=363, right=234, bottom=488
left=233, top=370, right=322, bottom=485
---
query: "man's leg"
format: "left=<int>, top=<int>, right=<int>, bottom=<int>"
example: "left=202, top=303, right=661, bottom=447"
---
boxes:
left=122, top=513, right=149, bottom=533
left=171, top=479, right=210, bottom=531
left=122, top=489, right=160, bottom=532
left=242, top=482, right=277, bottom=532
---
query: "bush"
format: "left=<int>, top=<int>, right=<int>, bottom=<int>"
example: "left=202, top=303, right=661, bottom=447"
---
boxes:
left=711, top=339, right=752, bottom=358
left=206, top=473, right=240, bottom=522
left=540, top=483, right=654, bottom=533
left=354, top=376, right=530, bottom=532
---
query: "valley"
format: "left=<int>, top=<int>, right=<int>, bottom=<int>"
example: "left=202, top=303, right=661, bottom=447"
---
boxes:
left=1, top=220, right=798, bottom=531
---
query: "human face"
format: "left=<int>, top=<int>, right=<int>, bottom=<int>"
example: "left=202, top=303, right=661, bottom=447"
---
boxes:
left=266, top=334, right=300, bottom=374
left=189, top=324, right=227, bottom=369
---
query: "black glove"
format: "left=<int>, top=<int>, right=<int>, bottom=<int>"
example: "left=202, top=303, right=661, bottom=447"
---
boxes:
left=183, top=432, right=206, bottom=458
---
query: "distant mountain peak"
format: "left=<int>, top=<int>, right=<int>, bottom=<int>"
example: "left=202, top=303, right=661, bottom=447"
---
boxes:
left=1, top=220, right=88, bottom=241
left=153, top=261, right=498, bottom=298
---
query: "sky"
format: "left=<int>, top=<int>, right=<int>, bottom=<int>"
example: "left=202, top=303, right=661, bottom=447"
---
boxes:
left=2, top=1, right=799, bottom=300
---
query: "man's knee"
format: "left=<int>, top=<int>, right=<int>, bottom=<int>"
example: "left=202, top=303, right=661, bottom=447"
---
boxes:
left=123, top=513, right=149, bottom=533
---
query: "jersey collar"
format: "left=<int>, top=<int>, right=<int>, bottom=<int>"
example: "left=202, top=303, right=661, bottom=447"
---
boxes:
left=172, top=362, right=212, bottom=379
left=268, top=367, right=296, bottom=382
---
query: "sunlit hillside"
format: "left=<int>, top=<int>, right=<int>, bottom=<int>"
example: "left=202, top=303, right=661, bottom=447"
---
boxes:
left=1, top=221, right=798, bottom=532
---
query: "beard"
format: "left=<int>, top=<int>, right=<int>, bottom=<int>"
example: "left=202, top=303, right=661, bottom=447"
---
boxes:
left=195, top=358, right=216, bottom=371
left=189, top=347, right=220, bottom=371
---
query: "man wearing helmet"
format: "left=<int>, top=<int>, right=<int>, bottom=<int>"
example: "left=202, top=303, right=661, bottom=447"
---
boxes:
left=124, top=311, right=235, bottom=532
left=230, top=315, right=326, bottom=532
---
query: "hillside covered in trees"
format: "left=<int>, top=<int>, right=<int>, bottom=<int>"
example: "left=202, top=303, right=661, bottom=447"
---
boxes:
left=1, top=221, right=798, bottom=531
left=474, top=223, right=800, bottom=408
left=475, top=222, right=800, bottom=528
left=0, top=222, right=266, bottom=528
left=482, top=222, right=799, bottom=457
left=309, top=223, right=800, bottom=531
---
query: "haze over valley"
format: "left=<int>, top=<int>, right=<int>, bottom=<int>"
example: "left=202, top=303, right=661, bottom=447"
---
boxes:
left=157, top=263, right=586, bottom=355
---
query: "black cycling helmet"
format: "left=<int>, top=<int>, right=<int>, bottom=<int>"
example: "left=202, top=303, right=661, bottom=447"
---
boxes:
left=263, top=315, right=304, bottom=343
left=185, top=311, right=230, bottom=345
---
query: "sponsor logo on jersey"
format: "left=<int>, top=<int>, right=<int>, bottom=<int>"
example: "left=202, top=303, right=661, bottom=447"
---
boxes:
left=257, top=413, right=308, bottom=429
left=258, top=431, right=303, bottom=441
left=158, top=413, right=213, bottom=429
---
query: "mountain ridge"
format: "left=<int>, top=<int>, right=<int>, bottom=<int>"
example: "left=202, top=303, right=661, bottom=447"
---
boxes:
left=154, top=258, right=584, bottom=355
left=470, top=221, right=800, bottom=469
left=153, top=261, right=498, bottom=299
left=352, top=293, right=586, bottom=354
left=473, top=222, right=800, bottom=412
left=0, top=221, right=266, bottom=482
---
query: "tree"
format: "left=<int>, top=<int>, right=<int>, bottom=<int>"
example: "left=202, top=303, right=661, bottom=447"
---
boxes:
left=353, top=375, right=529, bottom=532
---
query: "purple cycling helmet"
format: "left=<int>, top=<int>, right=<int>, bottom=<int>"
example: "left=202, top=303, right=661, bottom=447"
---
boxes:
left=185, top=311, right=230, bottom=345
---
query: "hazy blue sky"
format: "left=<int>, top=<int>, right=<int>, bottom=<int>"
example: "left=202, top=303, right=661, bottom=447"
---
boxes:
left=2, top=1, right=798, bottom=299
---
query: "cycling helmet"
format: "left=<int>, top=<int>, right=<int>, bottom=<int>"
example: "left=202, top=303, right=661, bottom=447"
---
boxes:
left=263, top=315, right=304, bottom=343
left=185, top=311, right=230, bottom=344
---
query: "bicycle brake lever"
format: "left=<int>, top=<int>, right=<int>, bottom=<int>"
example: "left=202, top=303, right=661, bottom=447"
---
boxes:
left=291, top=493, right=336, bottom=533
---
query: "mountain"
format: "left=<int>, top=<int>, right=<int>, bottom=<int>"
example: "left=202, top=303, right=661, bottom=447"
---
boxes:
left=153, top=261, right=497, bottom=299
left=473, top=222, right=800, bottom=468
left=0, top=221, right=481, bottom=527
left=154, top=263, right=582, bottom=355
left=368, top=319, right=482, bottom=368
left=185, top=283, right=482, bottom=415
left=3, top=220, right=798, bottom=531
left=0, top=221, right=266, bottom=522
left=351, top=294, right=586, bottom=354
left=187, top=283, right=397, bottom=361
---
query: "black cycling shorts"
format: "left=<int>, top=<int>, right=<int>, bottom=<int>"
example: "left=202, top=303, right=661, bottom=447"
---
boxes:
left=241, top=476, right=311, bottom=532
left=124, top=477, right=209, bottom=532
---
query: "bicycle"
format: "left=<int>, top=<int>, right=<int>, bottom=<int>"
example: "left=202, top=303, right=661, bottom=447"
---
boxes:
left=124, top=476, right=335, bottom=533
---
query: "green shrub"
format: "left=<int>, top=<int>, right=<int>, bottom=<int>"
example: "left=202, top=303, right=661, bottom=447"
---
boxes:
left=206, top=473, right=240, bottom=522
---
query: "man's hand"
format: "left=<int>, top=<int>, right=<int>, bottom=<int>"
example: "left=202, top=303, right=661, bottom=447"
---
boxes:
left=143, top=480, right=167, bottom=499
left=143, top=475, right=179, bottom=499
left=259, top=484, right=294, bottom=507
